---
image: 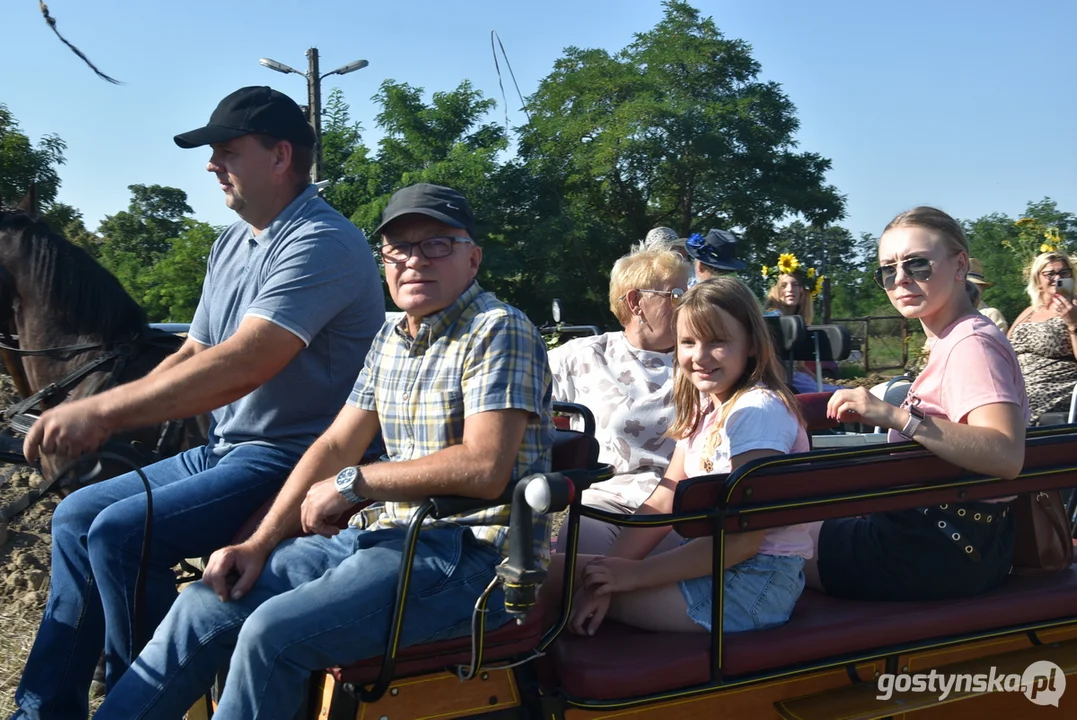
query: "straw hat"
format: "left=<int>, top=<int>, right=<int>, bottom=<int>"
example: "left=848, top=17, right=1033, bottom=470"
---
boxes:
left=966, top=258, right=992, bottom=287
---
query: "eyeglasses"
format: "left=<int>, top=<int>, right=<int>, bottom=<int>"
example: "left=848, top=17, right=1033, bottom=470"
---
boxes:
left=379, top=236, right=473, bottom=263
left=873, top=255, right=956, bottom=291
left=637, top=288, right=685, bottom=302
left=1041, top=269, right=1073, bottom=281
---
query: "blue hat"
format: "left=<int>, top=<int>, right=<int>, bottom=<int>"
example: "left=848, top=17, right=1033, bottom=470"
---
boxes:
left=685, top=228, right=746, bottom=271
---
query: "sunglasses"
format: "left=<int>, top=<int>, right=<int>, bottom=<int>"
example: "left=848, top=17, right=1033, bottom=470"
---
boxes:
left=873, top=254, right=959, bottom=290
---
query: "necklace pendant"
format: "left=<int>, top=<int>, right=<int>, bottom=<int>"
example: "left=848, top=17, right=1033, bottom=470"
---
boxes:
left=702, top=458, right=713, bottom=473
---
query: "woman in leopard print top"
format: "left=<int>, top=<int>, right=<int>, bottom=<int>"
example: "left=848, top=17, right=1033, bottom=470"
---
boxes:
left=1008, top=251, right=1077, bottom=424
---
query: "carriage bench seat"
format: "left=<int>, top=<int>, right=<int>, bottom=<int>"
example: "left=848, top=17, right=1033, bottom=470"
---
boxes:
left=550, top=563, right=1077, bottom=701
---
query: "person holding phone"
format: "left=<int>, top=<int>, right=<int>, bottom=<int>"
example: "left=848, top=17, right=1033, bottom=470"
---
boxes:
left=1008, top=251, right=1077, bottom=424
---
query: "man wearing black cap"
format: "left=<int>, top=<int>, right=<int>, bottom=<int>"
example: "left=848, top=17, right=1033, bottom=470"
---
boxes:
left=685, top=227, right=747, bottom=281
left=93, top=183, right=555, bottom=720
left=12, top=87, right=385, bottom=718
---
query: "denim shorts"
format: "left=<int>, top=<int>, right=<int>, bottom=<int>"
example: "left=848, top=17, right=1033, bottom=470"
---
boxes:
left=679, top=553, right=806, bottom=632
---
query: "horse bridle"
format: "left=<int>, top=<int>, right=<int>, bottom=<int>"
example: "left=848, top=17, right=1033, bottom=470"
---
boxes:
left=0, top=335, right=135, bottom=434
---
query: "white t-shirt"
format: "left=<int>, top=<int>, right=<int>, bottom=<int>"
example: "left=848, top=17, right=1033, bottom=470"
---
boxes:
left=549, top=332, right=677, bottom=510
left=678, top=387, right=813, bottom=558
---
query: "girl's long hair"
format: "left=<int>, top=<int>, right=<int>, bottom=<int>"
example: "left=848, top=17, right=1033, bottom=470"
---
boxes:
left=669, top=277, right=804, bottom=439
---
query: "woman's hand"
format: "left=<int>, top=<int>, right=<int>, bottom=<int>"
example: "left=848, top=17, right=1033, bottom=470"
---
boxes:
left=568, top=586, right=612, bottom=636
left=1049, top=292, right=1077, bottom=331
left=827, top=387, right=902, bottom=430
left=581, top=556, right=645, bottom=596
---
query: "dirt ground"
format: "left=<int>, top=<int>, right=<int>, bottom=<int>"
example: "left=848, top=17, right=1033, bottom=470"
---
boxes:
left=0, top=373, right=52, bottom=717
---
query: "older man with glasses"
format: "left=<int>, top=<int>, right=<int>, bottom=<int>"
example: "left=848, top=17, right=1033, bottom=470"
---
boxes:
left=93, top=183, right=556, bottom=720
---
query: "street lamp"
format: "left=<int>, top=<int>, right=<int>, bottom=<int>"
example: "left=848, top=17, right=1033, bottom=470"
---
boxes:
left=258, top=48, right=368, bottom=182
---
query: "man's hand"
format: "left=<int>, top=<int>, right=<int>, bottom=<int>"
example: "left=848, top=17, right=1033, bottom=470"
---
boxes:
left=568, top=586, right=612, bottom=636
left=581, top=556, right=645, bottom=596
left=202, top=542, right=270, bottom=601
left=300, top=477, right=354, bottom=537
left=24, top=398, right=112, bottom=464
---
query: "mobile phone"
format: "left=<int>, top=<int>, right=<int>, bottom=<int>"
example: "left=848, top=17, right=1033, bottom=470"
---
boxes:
left=1056, top=277, right=1074, bottom=300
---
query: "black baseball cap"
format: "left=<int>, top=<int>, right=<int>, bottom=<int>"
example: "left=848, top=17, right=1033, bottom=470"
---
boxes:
left=373, top=183, right=476, bottom=239
left=174, top=86, right=315, bottom=149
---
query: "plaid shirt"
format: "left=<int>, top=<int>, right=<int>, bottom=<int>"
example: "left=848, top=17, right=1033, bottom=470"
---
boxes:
left=347, top=282, right=555, bottom=565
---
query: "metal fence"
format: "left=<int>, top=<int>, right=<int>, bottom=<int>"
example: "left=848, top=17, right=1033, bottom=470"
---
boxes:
left=829, top=315, right=912, bottom=373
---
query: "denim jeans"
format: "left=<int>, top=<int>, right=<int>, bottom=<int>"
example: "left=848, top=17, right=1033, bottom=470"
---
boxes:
left=11, top=443, right=298, bottom=720
left=94, top=525, right=508, bottom=720
left=679, top=553, right=806, bottom=632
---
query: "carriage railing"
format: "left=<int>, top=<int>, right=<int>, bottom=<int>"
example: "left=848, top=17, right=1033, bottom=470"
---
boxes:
left=551, top=424, right=1077, bottom=709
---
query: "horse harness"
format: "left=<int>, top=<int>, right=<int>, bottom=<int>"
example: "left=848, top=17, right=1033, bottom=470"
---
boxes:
left=0, top=329, right=189, bottom=485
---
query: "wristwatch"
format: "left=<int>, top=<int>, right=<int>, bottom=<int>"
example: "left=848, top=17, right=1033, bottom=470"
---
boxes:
left=898, top=405, right=925, bottom=440
left=334, top=466, right=366, bottom=504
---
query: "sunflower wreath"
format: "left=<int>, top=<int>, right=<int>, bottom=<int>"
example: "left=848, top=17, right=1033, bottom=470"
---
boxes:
left=761, top=253, right=825, bottom=297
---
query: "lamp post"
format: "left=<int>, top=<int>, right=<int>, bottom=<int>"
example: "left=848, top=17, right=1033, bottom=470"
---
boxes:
left=259, top=48, right=368, bottom=183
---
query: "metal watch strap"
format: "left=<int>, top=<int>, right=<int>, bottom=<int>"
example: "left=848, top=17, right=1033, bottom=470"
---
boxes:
left=335, top=466, right=365, bottom=504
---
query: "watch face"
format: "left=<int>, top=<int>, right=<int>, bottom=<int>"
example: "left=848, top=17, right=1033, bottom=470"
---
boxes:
left=336, top=466, right=358, bottom=485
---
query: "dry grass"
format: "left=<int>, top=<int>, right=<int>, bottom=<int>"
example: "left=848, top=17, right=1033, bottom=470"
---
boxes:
left=0, top=603, right=41, bottom=716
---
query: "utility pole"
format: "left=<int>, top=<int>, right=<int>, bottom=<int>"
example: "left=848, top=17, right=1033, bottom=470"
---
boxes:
left=259, top=49, right=369, bottom=185
left=306, top=48, right=323, bottom=182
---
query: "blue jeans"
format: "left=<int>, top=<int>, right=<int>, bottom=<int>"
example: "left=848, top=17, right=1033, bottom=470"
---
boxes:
left=680, top=553, right=805, bottom=632
left=94, top=525, right=508, bottom=720
left=11, top=443, right=297, bottom=720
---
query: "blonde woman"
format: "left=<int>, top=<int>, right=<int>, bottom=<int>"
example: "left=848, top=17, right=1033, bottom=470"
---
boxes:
left=1008, top=251, right=1077, bottom=424
left=549, top=248, right=691, bottom=553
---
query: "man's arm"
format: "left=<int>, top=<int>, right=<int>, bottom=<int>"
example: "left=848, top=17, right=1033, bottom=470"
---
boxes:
left=203, top=403, right=380, bottom=601
left=299, top=408, right=531, bottom=537
left=25, top=317, right=304, bottom=461
left=248, top=403, right=382, bottom=552
left=354, top=408, right=530, bottom=502
left=145, top=336, right=206, bottom=377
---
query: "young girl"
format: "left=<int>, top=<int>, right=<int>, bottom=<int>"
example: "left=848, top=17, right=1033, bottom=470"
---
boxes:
left=567, top=277, right=811, bottom=635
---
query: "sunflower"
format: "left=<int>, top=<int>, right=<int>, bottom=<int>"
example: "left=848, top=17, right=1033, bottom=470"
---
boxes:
left=1041, top=243, right=1056, bottom=254
left=806, top=267, right=816, bottom=280
left=812, top=275, right=825, bottom=297
left=761, top=264, right=769, bottom=279
left=777, top=253, right=799, bottom=274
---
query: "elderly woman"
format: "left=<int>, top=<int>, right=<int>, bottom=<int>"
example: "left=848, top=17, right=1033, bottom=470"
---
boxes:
left=1008, top=251, right=1077, bottom=424
left=549, top=247, right=691, bottom=553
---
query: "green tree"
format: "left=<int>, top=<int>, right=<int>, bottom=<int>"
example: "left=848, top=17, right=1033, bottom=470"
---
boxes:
left=768, top=222, right=877, bottom=320
left=97, top=184, right=194, bottom=310
left=514, top=0, right=846, bottom=322
left=0, top=103, right=66, bottom=207
left=965, top=198, right=1075, bottom=325
left=140, top=219, right=219, bottom=321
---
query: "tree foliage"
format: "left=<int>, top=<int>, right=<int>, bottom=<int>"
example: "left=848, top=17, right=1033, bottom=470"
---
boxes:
left=0, top=103, right=66, bottom=208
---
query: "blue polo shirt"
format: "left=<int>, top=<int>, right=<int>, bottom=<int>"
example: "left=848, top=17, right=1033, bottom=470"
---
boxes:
left=189, top=184, right=384, bottom=456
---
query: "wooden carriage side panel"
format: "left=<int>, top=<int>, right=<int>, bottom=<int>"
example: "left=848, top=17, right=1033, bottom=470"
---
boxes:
left=311, top=668, right=521, bottom=720
left=560, top=663, right=883, bottom=720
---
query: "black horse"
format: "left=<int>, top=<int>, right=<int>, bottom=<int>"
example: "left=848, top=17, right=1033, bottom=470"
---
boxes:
left=0, top=188, right=206, bottom=499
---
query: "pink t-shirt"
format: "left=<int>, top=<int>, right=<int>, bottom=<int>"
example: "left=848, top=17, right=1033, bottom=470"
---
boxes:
left=891, top=314, right=1029, bottom=500
left=678, top=387, right=813, bottom=558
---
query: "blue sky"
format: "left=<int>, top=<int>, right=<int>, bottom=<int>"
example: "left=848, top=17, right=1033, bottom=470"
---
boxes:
left=3, top=0, right=1075, bottom=239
